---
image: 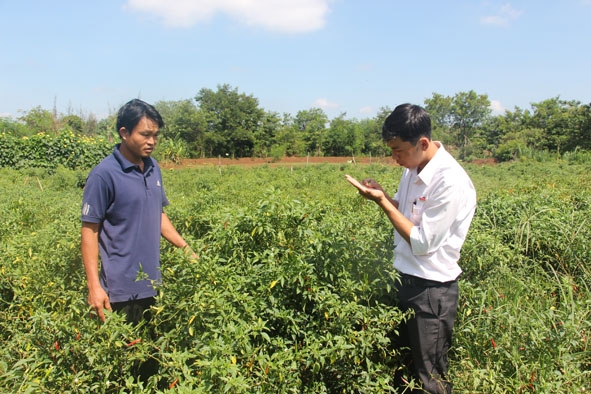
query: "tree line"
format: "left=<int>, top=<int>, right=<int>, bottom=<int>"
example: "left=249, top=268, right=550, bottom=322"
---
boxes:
left=2, top=84, right=590, bottom=162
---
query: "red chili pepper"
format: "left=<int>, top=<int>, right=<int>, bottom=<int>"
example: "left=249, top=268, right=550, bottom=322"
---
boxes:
left=169, top=377, right=179, bottom=389
left=54, top=340, right=60, bottom=351
left=127, top=338, right=141, bottom=347
left=491, top=338, right=497, bottom=348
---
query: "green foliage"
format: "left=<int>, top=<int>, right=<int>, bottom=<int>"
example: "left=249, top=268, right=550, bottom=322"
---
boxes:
left=19, top=106, right=57, bottom=135
left=153, top=187, right=405, bottom=392
left=325, top=115, right=364, bottom=157
left=155, top=99, right=207, bottom=160
left=425, top=90, right=492, bottom=160
left=455, top=160, right=591, bottom=392
left=0, top=117, right=29, bottom=136
left=494, top=139, right=529, bottom=162
left=153, top=138, right=188, bottom=164
left=6, top=89, right=591, bottom=162
left=294, top=108, right=330, bottom=157
left=529, top=98, right=586, bottom=152
left=195, top=84, right=265, bottom=158
left=0, top=164, right=406, bottom=392
left=0, top=130, right=113, bottom=170
left=61, top=114, right=84, bottom=133
left=1, top=160, right=590, bottom=392
left=491, top=99, right=591, bottom=160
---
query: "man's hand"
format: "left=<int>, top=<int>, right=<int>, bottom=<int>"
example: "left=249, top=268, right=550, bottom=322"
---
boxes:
left=345, top=175, right=386, bottom=202
left=182, top=244, right=199, bottom=260
left=87, top=286, right=111, bottom=322
left=346, top=174, right=411, bottom=243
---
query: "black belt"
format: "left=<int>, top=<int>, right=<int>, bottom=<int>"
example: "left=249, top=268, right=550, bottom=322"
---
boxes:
left=399, top=273, right=456, bottom=288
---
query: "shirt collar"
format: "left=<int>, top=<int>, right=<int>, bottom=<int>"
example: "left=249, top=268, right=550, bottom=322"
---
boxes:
left=113, top=144, right=154, bottom=173
left=416, top=142, right=446, bottom=186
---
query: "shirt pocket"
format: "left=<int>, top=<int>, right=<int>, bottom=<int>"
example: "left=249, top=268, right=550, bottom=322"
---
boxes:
left=410, top=196, right=426, bottom=225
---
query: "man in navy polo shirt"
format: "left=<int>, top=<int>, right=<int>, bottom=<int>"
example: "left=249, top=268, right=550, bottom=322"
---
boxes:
left=81, top=98, right=193, bottom=324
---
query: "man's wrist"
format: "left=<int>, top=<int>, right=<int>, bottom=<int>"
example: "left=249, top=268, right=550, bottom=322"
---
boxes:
left=181, top=243, right=195, bottom=255
left=376, top=195, right=389, bottom=206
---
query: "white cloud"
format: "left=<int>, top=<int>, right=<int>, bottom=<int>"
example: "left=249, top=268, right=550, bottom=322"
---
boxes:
left=125, top=0, right=331, bottom=33
left=0, top=112, right=12, bottom=118
left=500, top=3, right=523, bottom=19
left=312, top=98, right=339, bottom=110
left=480, top=3, right=523, bottom=27
left=359, top=106, right=374, bottom=115
left=490, top=100, right=506, bottom=115
left=480, top=15, right=507, bottom=26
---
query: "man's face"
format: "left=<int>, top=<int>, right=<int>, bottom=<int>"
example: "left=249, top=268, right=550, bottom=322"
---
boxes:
left=120, top=116, right=159, bottom=160
left=386, top=137, right=424, bottom=169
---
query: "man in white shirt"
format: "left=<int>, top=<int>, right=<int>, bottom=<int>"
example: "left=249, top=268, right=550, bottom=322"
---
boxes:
left=346, top=103, right=476, bottom=393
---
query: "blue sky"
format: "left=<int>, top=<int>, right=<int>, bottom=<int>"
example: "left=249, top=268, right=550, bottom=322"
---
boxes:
left=1, top=0, right=590, bottom=120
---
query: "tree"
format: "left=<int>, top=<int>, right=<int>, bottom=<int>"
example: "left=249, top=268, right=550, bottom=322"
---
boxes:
left=577, top=102, right=591, bottom=150
left=95, top=114, right=118, bottom=143
left=0, top=116, right=28, bottom=137
left=425, top=91, right=491, bottom=159
left=82, top=113, right=99, bottom=136
left=273, top=113, right=305, bottom=157
left=325, top=114, right=363, bottom=156
left=19, top=107, right=57, bottom=135
left=363, top=106, right=393, bottom=156
left=195, top=84, right=265, bottom=158
left=424, top=93, right=454, bottom=144
left=60, top=114, right=84, bottom=133
left=450, top=91, right=491, bottom=158
left=528, top=98, right=588, bottom=152
left=294, top=108, right=328, bottom=156
left=492, top=107, right=530, bottom=144
left=155, top=100, right=207, bottom=158
left=252, top=111, right=281, bottom=158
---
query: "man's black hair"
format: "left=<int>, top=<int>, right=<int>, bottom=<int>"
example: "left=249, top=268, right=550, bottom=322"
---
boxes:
left=382, top=103, right=431, bottom=145
left=116, top=99, right=164, bottom=136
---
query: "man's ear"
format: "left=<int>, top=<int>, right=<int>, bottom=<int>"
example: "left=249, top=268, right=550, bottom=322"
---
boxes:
left=119, top=127, right=128, bottom=140
left=419, top=137, right=430, bottom=151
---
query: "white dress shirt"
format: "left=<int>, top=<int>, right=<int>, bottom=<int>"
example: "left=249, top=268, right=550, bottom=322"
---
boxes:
left=393, top=143, right=476, bottom=282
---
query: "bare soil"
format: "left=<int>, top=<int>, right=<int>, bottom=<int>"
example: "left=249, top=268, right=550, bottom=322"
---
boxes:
left=160, top=156, right=497, bottom=170
left=160, top=156, right=398, bottom=169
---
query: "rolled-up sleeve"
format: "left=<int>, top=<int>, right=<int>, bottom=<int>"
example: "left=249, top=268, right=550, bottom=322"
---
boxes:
left=409, top=182, right=463, bottom=255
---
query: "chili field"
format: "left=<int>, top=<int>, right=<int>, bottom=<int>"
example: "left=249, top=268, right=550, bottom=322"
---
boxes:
left=0, top=159, right=590, bottom=393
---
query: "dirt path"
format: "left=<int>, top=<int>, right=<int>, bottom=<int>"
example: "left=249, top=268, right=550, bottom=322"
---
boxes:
left=160, top=156, right=496, bottom=169
left=160, top=156, right=397, bottom=169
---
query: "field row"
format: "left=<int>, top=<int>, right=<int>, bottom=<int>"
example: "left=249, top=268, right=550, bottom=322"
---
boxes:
left=1, top=159, right=590, bottom=392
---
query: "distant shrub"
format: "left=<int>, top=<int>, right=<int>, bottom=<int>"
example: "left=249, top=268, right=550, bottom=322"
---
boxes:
left=0, top=130, right=113, bottom=170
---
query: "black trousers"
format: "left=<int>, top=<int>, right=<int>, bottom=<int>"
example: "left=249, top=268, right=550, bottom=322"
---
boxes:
left=111, top=297, right=158, bottom=382
left=394, top=275, right=459, bottom=394
left=111, top=297, right=156, bottom=325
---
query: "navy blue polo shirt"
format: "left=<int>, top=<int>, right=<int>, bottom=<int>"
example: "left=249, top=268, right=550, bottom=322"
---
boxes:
left=81, top=145, right=169, bottom=302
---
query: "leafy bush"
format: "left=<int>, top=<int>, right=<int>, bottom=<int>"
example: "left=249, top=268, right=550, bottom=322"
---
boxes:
left=494, top=139, right=529, bottom=162
left=1, top=161, right=590, bottom=392
left=0, top=131, right=112, bottom=170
